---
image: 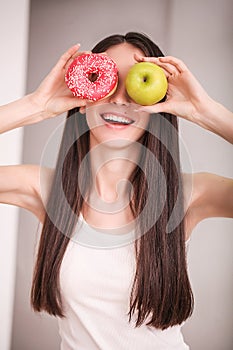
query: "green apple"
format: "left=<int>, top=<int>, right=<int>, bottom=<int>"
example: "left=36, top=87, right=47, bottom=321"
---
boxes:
left=125, top=62, right=168, bottom=105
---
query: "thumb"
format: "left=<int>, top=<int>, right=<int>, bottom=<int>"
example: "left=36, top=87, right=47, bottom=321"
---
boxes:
left=64, top=97, right=87, bottom=111
left=137, top=101, right=169, bottom=114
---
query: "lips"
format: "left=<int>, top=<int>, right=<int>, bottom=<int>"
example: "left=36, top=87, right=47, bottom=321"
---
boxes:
left=100, top=113, right=135, bottom=125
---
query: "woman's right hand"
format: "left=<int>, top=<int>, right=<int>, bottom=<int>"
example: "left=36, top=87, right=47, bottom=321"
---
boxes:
left=31, top=44, right=87, bottom=118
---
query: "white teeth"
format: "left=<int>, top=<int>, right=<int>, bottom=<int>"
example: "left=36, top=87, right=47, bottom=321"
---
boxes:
left=101, top=114, right=133, bottom=124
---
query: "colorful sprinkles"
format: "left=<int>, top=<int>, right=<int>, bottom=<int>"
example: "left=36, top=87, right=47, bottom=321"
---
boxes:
left=65, top=53, right=118, bottom=101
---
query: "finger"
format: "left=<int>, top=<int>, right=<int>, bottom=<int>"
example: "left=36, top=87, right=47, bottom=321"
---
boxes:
left=134, top=54, right=171, bottom=79
left=64, top=50, right=92, bottom=71
left=134, top=54, right=163, bottom=67
left=141, top=57, right=180, bottom=76
left=54, top=44, right=81, bottom=70
left=134, top=53, right=145, bottom=62
left=133, top=55, right=172, bottom=79
left=73, top=50, right=92, bottom=58
left=136, top=56, right=160, bottom=63
left=158, top=56, right=188, bottom=73
left=134, top=55, right=188, bottom=75
left=154, top=61, right=179, bottom=76
left=64, top=97, right=87, bottom=110
left=137, top=102, right=168, bottom=114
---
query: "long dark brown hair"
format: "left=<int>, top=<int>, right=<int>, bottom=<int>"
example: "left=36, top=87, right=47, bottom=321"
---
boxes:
left=31, top=32, right=194, bottom=330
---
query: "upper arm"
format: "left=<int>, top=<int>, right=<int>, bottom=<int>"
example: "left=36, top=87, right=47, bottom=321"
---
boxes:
left=187, top=172, right=233, bottom=225
left=0, top=164, right=54, bottom=222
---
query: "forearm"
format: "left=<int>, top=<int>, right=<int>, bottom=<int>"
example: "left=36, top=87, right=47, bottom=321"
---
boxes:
left=0, top=93, right=50, bottom=134
left=194, top=98, right=233, bottom=144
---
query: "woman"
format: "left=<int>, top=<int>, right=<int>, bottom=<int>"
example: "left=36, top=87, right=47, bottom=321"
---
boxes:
left=0, top=32, right=232, bottom=349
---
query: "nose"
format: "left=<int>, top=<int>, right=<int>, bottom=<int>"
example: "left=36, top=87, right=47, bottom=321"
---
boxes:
left=108, top=79, right=131, bottom=105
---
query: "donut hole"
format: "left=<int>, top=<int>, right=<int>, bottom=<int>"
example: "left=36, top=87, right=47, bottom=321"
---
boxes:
left=88, top=72, right=99, bottom=83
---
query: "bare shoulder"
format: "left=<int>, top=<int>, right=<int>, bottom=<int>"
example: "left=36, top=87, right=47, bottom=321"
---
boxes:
left=0, top=164, right=55, bottom=223
left=182, top=172, right=233, bottom=239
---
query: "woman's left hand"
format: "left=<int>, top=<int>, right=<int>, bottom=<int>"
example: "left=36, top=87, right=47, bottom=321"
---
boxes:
left=135, top=54, right=233, bottom=143
left=135, top=54, right=214, bottom=124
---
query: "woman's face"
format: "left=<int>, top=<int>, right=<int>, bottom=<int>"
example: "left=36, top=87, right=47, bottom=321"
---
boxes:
left=81, top=43, right=150, bottom=149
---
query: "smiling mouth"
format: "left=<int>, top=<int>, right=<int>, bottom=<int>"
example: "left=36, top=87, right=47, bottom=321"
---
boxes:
left=100, top=113, right=134, bottom=125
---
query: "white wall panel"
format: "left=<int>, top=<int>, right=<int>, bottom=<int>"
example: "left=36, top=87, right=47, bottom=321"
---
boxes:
left=0, top=1, right=30, bottom=349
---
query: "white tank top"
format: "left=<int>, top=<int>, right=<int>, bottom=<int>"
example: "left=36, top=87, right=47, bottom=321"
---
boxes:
left=58, top=214, right=190, bottom=350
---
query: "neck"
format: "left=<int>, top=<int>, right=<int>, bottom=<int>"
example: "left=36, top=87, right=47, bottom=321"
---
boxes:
left=88, top=141, right=142, bottom=208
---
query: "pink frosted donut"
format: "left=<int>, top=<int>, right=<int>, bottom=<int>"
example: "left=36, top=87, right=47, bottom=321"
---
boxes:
left=65, top=53, right=118, bottom=101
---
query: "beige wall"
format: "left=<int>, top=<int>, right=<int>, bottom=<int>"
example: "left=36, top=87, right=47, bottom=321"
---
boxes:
left=169, top=1, right=233, bottom=348
left=10, top=0, right=233, bottom=349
